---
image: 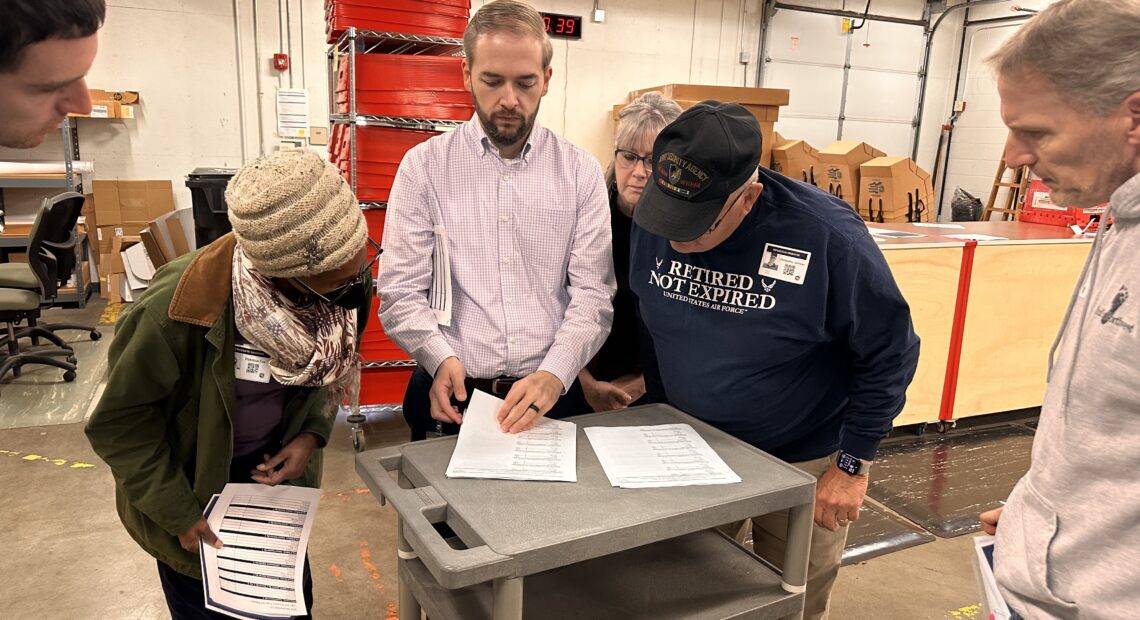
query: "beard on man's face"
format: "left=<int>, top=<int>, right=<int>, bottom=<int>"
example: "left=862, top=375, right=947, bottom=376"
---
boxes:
left=473, top=94, right=538, bottom=147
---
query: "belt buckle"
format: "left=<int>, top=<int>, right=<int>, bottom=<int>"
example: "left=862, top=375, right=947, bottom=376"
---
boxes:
left=490, top=376, right=516, bottom=395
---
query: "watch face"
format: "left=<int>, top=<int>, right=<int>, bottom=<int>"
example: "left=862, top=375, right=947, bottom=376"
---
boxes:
left=837, top=452, right=861, bottom=475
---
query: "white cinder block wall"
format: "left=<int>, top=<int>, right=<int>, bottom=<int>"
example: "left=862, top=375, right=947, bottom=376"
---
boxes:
left=935, top=0, right=1059, bottom=217
left=0, top=0, right=1057, bottom=222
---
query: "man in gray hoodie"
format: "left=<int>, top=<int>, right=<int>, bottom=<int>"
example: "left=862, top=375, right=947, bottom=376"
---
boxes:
left=978, top=1, right=1140, bottom=618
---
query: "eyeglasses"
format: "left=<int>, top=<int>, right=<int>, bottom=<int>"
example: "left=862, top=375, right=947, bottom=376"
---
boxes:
left=293, top=238, right=382, bottom=305
left=614, top=149, right=653, bottom=171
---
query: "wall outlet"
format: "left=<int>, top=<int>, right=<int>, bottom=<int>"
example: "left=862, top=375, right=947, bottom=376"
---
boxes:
left=739, top=51, right=750, bottom=65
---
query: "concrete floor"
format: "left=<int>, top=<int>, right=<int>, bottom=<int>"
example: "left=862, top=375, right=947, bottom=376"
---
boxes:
left=0, top=299, right=988, bottom=620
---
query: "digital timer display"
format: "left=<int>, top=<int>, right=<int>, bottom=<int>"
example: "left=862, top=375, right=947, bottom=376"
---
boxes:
left=540, top=12, right=583, bottom=40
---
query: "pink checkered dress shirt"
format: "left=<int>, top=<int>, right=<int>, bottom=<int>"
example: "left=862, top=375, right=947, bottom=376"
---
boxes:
left=378, top=117, right=615, bottom=390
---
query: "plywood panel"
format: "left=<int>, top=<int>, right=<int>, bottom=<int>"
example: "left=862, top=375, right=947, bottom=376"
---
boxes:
left=953, top=243, right=1091, bottom=418
left=881, top=247, right=962, bottom=426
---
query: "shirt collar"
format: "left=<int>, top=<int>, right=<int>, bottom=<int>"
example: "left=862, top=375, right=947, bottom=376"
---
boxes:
left=465, top=113, right=542, bottom=162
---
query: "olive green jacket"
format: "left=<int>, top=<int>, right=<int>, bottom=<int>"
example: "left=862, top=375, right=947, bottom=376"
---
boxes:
left=85, top=233, right=370, bottom=577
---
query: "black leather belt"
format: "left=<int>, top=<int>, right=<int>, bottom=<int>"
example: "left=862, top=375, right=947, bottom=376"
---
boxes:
left=465, top=375, right=521, bottom=397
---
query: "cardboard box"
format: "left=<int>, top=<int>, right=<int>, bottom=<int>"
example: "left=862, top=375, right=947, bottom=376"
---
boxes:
left=92, top=180, right=122, bottom=225
left=771, top=139, right=821, bottom=187
left=629, top=84, right=790, bottom=108
left=6, top=251, right=28, bottom=263
left=89, top=89, right=140, bottom=104
left=147, top=208, right=196, bottom=264
left=73, top=90, right=140, bottom=119
left=858, top=156, right=934, bottom=224
left=818, top=141, right=886, bottom=208
left=92, top=180, right=175, bottom=228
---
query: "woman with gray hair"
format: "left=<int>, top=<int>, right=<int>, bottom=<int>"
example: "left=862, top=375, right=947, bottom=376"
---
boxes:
left=579, top=91, right=683, bottom=411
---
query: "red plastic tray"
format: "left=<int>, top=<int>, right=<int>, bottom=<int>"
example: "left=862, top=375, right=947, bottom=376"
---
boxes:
left=1019, top=179, right=1107, bottom=228
left=327, top=1, right=470, bottom=42
left=359, top=366, right=415, bottom=405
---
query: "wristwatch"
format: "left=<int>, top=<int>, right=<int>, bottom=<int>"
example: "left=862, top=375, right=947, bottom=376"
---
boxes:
left=835, top=451, right=871, bottom=477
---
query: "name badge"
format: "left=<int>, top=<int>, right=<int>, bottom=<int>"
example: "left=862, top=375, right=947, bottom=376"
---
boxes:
left=235, top=344, right=272, bottom=384
left=758, top=243, right=812, bottom=285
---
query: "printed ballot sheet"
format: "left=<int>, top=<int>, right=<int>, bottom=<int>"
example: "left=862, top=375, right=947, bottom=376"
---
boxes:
left=585, top=424, right=742, bottom=488
left=199, top=484, right=321, bottom=620
left=446, top=390, right=577, bottom=482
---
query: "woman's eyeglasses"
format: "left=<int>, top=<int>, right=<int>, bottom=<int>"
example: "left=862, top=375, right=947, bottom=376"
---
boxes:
left=293, top=238, right=383, bottom=306
left=614, top=149, right=653, bottom=171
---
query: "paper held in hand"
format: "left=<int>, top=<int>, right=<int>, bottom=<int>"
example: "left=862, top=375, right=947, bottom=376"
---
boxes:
left=445, top=390, right=578, bottom=482
left=198, top=483, right=321, bottom=620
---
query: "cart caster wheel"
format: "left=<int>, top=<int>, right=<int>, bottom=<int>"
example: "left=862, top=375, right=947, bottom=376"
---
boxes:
left=913, top=423, right=927, bottom=437
left=63, top=370, right=76, bottom=382
left=346, top=413, right=366, bottom=425
left=351, top=427, right=364, bottom=452
left=90, top=331, right=102, bottom=341
left=936, top=420, right=956, bottom=434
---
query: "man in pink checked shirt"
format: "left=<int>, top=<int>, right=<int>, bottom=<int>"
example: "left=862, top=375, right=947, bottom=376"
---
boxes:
left=379, top=0, right=615, bottom=440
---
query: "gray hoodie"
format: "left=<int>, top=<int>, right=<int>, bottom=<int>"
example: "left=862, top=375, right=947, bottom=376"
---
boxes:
left=995, top=172, right=1140, bottom=619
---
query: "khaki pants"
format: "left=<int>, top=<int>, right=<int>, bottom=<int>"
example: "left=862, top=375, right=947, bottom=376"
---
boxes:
left=722, top=453, right=848, bottom=620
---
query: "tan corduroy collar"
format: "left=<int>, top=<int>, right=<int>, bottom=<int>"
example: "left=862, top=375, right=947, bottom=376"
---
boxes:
left=168, top=233, right=236, bottom=328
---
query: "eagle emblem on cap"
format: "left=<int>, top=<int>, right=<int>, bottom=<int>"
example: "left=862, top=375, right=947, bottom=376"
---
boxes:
left=668, top=164, right=682, bottom=184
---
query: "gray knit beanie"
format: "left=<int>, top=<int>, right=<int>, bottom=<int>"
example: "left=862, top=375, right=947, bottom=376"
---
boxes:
left=225, top=149, right=367, bottom=278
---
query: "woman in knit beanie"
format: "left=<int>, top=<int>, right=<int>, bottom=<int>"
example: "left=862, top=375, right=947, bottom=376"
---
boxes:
left=86, top=148, right=373, bottom=618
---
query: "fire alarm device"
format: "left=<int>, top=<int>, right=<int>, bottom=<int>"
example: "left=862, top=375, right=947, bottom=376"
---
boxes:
left=273, top=53, right=289, bottom=71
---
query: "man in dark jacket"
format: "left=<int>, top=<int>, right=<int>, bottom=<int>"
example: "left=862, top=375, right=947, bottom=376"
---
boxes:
left=86, top=149, right=374, bottom=619
left=630, top=101, right=919, bottom=620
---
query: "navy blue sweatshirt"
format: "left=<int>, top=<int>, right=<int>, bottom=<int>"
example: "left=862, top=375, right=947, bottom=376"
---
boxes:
left=630, top=167, right=919, bottom=462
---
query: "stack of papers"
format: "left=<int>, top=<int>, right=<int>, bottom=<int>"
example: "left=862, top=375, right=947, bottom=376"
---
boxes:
left=585, top=424, right=742, bottom=488
left=199, top=483, right=321, bottom=620
left=971, top=535, right=1022, bottom=620
left=445, top=390, right=577, bottom=482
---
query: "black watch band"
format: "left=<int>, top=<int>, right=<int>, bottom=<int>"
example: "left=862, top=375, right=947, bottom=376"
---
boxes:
left=836, top=450, right=871, bottom=476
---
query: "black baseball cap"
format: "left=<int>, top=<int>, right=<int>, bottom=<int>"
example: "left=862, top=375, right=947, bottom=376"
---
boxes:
left=633, top=100, right=763, bottom=242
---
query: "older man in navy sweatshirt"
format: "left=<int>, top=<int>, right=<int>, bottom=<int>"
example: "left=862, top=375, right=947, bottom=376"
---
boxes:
left=630, top=101, right=919, bottom=620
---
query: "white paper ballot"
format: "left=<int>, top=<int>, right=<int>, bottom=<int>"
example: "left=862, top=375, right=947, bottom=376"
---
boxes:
left=585, top=424, right=742, bottom=488
left=445, top=390, right=577, bottom=482
left=866, top=227, right=925, bottom=238
left=430, top=224, right=453, bottom=327
left=199, top=483, right=321, bottom=620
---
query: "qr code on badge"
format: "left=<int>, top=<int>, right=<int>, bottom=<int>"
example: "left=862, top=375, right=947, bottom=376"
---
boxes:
left=246, top=362, right=260, bottom=373
left=783, top=263, right=796, bottom=276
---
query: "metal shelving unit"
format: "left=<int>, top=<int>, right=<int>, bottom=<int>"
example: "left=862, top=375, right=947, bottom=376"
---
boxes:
left=327, top=27, right=464, bottom=198
left=0, top=117, right=95, bottom=307
left=327, top=26, right=468, bottom=407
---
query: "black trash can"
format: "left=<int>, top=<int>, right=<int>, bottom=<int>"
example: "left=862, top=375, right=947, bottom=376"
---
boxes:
left=186, top=167, right=238, bottom=247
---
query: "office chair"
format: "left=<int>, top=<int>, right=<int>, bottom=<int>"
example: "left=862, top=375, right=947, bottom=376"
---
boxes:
left=0, top=192, right=102, bottom=348
left=0, top=200, right=80, bottom=382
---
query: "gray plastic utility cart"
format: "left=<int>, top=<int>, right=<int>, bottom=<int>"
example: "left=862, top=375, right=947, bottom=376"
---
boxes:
left=356, top=404, right=817, bottom=620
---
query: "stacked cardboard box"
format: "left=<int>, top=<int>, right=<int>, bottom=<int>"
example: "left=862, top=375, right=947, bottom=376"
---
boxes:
left=617, top=84, right=790, bottom=169
left=858, top=157, right=933, bottom=224
left=818, top=141, right=886, bottom=209
left=771, top=138, right=821, bottom=187
left=73, top=89, right=139, bottom=119
left=92, top=180, right=175, bottom=278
